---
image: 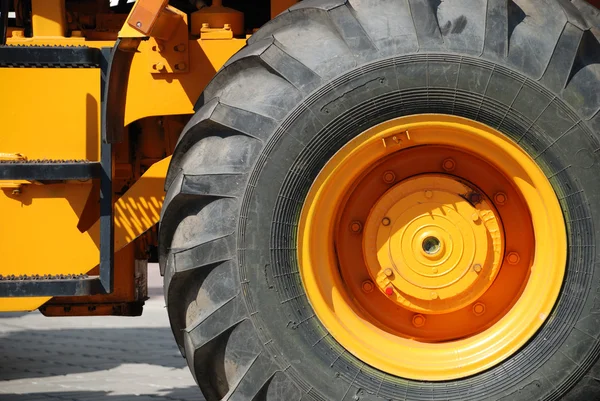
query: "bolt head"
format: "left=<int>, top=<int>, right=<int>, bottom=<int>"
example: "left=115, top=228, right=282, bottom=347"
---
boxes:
left=135, top=21, right=142, bottom=28
left=201, top=22, right=210, bottom=28
left=442, top=158, right=456, bottom=171
left=473, top=302, right=486, bottom=316
left=175, top=62, right=186, bottom=71
left=382, top=217, right=391, bottom=226
left=432, top=267, right=438, bottom=274
left=430, top=291, right=438, bottom=299
left=384, top=268, right=393, bottom=277
left=361, top=280, right=374, bottom=293
left=507, top=252, right=520, bottom=265
left=412, top=314, right=426, bottom=327
left=494, top=192, right=507, bottom=205
left=153, top=62, right=165, bottom=71
left=468, top=192, right=482, bottom=204
left=472, top=212, right=480, bottom=222
left=350, top=221, right=362, bottom=233
left=383, top=170, right=396, bottom=184
left=473, top=264, right=482, bottom=273
left=175, top=43, right=186, bottom=52
left=385, top=286, right=394, bottom=296
left=424, top=190, right=433, bottom=199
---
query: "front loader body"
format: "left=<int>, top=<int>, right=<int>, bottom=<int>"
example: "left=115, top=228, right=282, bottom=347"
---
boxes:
left=4, top=0, right=600, bottom=399
left=0, top=0, right=261, bottom=314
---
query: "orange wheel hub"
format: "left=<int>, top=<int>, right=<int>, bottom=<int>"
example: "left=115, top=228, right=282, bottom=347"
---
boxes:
left=298, top=114, right=566, bottom=380
left=363, top=175, right=504, bottom=315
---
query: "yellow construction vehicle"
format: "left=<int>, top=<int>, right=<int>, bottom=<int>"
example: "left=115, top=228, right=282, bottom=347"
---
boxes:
left=1, top=0, right=600, bottom=399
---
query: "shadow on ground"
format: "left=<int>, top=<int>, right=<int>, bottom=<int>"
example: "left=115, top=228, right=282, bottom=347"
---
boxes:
left=0, top=327, right=184, bottom=381
left=0, top=387, right=204, bottom=401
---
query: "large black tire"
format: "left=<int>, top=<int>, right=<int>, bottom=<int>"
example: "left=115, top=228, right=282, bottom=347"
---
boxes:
left=159, top=1, right=600, bottom=400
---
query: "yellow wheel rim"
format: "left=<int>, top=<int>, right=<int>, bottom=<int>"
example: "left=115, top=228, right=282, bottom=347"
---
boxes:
left=297, top=114, right=566, bottom=380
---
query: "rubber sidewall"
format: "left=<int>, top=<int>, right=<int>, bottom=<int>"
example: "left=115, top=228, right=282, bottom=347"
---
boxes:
left=239, top=54, right=600, bottom=401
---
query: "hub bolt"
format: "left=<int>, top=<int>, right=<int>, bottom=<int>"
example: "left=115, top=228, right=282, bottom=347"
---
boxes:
left=350, top=221, right=362, bottom=233
left=507, top=252, right=520, bottom=265
left=385, top=286, right=394, bottom=296
left=424, top=190, right=433, bottom=199
left=442, top=158, right=456, bottom=172
left=384, top=268, right=393, bottom=277
left=494, top=192, right=507, bottom=205
left=383, top=170, right=396, bottom=184
left=473, top=264, right=482, bottom=273
left=473, top=302, right=486, bottom=316
left=361, top=280, right=374, bottom=293
left=412, top=314, right=426, bottom=327
left=430, top=291, right=438, bottom=299
left=382, top=217, right=391, bottom=226
left=468, top=192, right=482, bottom=204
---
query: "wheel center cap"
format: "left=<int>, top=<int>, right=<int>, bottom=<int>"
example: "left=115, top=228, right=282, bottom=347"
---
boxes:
left=363, top=174, right=504, bottom=314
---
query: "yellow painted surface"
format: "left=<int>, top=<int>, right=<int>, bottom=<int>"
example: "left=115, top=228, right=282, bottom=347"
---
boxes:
left=31, top=0, right=66, bottom=37
left=124, top=38, right=246, bottom=125
left=365, top=175, right=504, bottom=314
left=1, top=9, right=245, bottom=310
left=0, top=158, right=170, bottom=311
left=0, top=68, right=101, bottom=161
left=298, top=114, right=566, bottom=380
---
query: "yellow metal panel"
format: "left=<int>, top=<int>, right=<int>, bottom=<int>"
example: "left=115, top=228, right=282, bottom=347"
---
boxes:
left=1, top=68, right=100, bottom=160
left=0, top=158, right=170, bottom=312
left=31, top=0, right=66, bottom=37
left=112, top=156, right=170, bottom=249
left=0, top=184, right=98, bottom=311
left=124, top=38, right=246, bottom=125
left=4, top=39, right=245, bottom=128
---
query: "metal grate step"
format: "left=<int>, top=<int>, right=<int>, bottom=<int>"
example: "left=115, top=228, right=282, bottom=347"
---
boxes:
left=0, top=159, right=101, bottom=181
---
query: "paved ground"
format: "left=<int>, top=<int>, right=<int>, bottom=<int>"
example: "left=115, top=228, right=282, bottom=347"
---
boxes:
left=0, top=264, right=205, bottom=401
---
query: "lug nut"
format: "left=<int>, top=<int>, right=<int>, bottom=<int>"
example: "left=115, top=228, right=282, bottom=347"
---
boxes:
left=412, top=314, right=426, bottom=327
left=468, top=192, right=482, bottom=204
left=382, top=217, right=391, bottom=226
left=361, top=280, right=374, bottom=293
left=494, top=192, right=507, bottom=205
left=430, top=291, right=438, bottom=299
left=507, top=252, right=520, bottom=265
left=442, top=158, right=456, bottom=172
left=350, top=221, right=362, bottom=233
left=473, top=264, right=482, bottom=273
left=383, top=170, right=396, bottom=184
left=473, top=302, right=486, bottom=316
left=384, top=268, right=393, bottom=277
left=424, top=190, right=433, bottom=199
left=385, top=286, right=394, bottom=296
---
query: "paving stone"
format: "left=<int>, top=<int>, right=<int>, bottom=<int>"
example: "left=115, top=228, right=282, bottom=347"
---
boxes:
left=0, top=264, right=205, bottom=401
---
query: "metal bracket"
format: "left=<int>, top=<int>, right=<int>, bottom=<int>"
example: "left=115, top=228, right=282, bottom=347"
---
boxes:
left=146, top=7, right=189, bottom=74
